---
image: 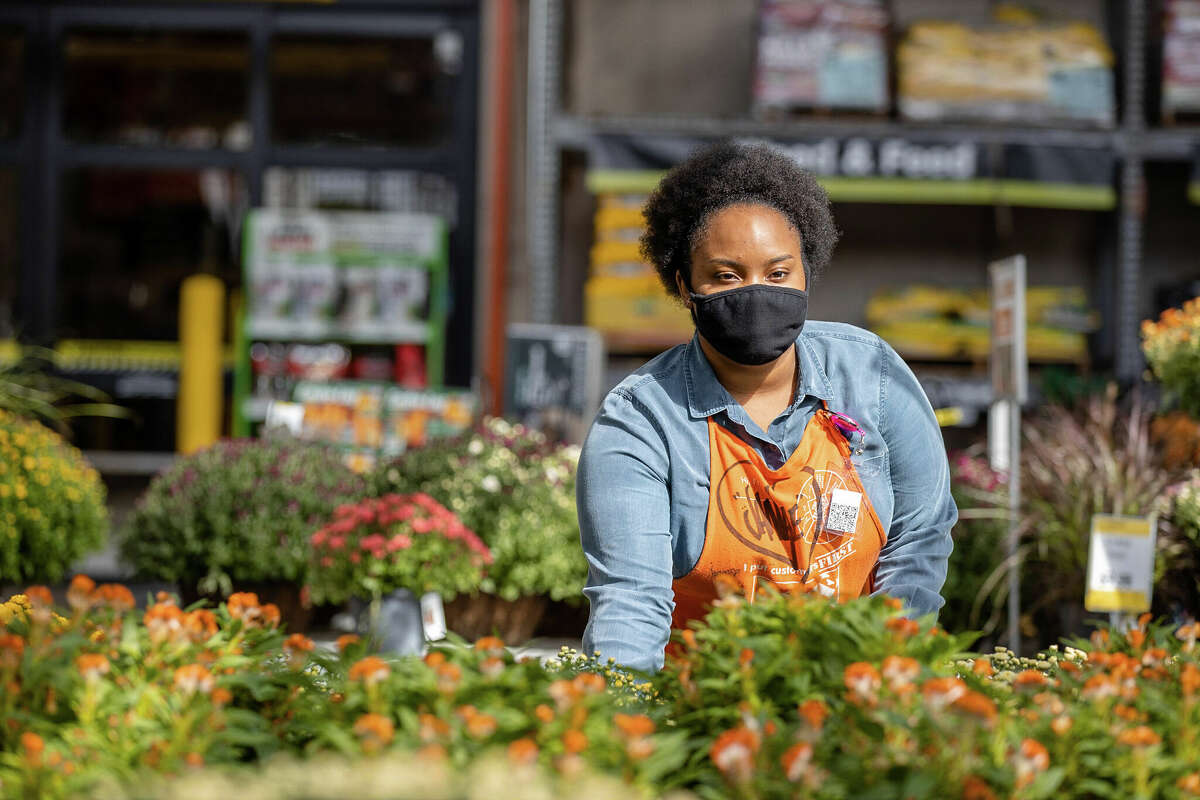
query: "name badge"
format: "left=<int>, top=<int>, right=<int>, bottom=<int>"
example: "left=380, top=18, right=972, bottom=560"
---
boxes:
left=826, top=489, right=862, bottom=534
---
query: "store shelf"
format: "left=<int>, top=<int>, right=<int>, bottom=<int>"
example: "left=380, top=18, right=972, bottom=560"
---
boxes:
left=245, top=323, right=431, bottom=346
left=60, top=143, right=252, bottom=170
left=555, top=114, right=1123, bottom=151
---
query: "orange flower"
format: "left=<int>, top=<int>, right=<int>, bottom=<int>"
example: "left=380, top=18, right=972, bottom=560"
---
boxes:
left=349, top=656, right=391, bottom=686
left=1117, top=726, right=1161, bottom=748
left=466, top=712, right=498, bottom=739
left=951, top=690, right=997, bottom=725
left=1177, top=773, right=1200, bottom=795
left=548, top=679, right=581, bottom=710
left=418, top=713, right=450, bottom=743
left=962, top=775, right=997, bottom=800
left=573, top=672, right=606, bottom=694
left=885, top=617, right=920, bottom=638
left=797, top=699, right=829, bottom=733
left=1091, top=629, right=1111, bottom=649
left=781, top=742, right=813, bottom=783
left=353, top=713, right=395, bottom=753
left=508, top=738, right=539, bottom=766
left=424, top=651, right=447, bottom=668
left=435, top=662, right=461, bottom=693
left=710, top=726, right=759, bottom=784
left=921, top=677, right=967, bottom=710
left=174, top=664, right=215, bottom=696
left=144, top=603, right=186, bottom=643
left=1182, top=663, right=1200, bottom=696
left=1141, top=647, right=1167, bottom=667
left=75, top=653, right=110, bottom=681
left=0, top=634, right=24, bottom=669
left=184, top=610, right=218, bottom=643
left=532, top=703, right=555, bottom=724
left=481, top=656, right=505, bottom=679
left=66, top=575, right=96, bottom=611
left=284, top=633, right=314, bottom=653
left=185, top=752, right=204, bottom=768
left=211, top=688, right=233, bottom=707
left=882, top=596, right=904, bottom=611
left=614, top=713, right=655, bottom=739
left=226, top=592, right=260, bottom=620
left=882, top=655, right=920, bottom=691
left=1081, top=674, right=1118, bottom=701
left=336, top=634, right=360, bottom=653
left=739, top=648, right=755, bottom=668
left=626, top=736, right=656, bottom=761
left=1012, top=670, right=1050, bottom=691
left=475, top=636, right=505, bottom=655
left=1177, top=622, right=1200, bottom=652
left=1127, top=629, right=1146, bottom=650
left=843, top=662, right=881, bottom=703
left=24, top=586, right=53, bottom=608
left=259, top=603, right=281, bottom=628
left=971, top=659, right=994, bottom=677
left=1032, top=692, right=1065, bottom=716
left=1050, top=715, right=1073, bottom=736
left=563, top=729, right=588, bottom=754
left=1013, top=739, right=1049, bottom=788
left=21, top=731, right=44, bottom=767
left=681, top=629, right=698, bottom=649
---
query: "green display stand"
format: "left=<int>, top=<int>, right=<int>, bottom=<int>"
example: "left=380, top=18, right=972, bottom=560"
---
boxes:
left=233, top=209, right=450, bottom=438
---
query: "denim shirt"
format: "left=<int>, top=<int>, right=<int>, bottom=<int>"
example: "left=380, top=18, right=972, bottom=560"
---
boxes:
left=577, top=321, right=957, bottom=673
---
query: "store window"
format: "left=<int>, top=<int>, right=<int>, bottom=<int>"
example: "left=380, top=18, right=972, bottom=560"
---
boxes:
left=58, top=168, right=247, bottom=341
left=0, top=29, right=23, bottom=140
left=271, top=33, right=460, bottom=147
left=63, top=29, right=250, bottom=149
left=0, top=169, right=16, bottom=338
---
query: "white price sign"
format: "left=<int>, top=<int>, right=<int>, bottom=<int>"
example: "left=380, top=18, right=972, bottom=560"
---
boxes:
left=1084, top=514, right=1157, bottom=613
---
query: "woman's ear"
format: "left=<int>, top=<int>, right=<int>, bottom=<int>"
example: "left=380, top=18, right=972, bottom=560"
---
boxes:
left=675, top=270, right=691, bottom=305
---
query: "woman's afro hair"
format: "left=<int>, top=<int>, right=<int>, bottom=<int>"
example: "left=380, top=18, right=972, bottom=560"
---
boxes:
left=639, top=140, right=839, bottom=298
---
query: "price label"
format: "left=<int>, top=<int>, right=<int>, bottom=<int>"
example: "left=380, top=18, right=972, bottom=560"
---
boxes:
left=1084, top=515, right=1157, bottom=613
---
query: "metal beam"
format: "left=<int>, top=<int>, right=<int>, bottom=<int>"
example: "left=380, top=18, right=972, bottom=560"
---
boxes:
left=1116, top=0, right=1146, bottom=382
left=526, top=0, right=561, bottom=324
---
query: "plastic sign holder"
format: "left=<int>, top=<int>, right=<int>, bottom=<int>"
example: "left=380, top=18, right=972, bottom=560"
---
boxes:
left=1085, top=514, right=1157, bottom=626
left=988, top=255, right=1027, bottom=655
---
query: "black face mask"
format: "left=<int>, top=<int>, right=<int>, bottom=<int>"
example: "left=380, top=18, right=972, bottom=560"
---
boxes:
left=688, top=284, right=809, bottom=366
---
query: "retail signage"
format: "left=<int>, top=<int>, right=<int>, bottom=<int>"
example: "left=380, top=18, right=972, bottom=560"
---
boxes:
left=585, top=134, right=1116, bottom=210
left=1084, top=514, right=1157, bottom=614
left=989, top=255, right=1028, bottom=404
left=504, top=324, right=605, bottom=442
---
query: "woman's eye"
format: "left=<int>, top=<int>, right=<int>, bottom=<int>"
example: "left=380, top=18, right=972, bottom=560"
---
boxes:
left=769, top=270, right=788, bottom=280
left=717, top=273, right=739, bottom=282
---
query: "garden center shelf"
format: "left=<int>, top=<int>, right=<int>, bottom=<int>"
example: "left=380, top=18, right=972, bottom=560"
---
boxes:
left=524, top=0, right=1182, bottom=384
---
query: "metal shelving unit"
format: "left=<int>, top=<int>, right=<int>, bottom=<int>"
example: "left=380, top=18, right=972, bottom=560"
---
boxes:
left=526, top=0, right=1199, bottom=382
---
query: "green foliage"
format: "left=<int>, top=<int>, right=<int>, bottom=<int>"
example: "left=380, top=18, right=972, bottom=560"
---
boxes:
left=372, top=418, right=587, bottom=603
left=305, top=493, right=492, bottom=605
left=120, top=439, right=367, bottom=595
left=0, top=349, right=127, bottom=434
left=0, top=409, right=107, bottom=584
left=941, top=450, right=1007, bottom=638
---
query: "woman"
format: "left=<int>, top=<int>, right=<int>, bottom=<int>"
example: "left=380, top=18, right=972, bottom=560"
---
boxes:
left=577, top=141, right=956, bottom=673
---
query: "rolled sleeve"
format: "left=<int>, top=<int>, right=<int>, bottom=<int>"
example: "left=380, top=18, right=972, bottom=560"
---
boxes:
left=873, top=345, right=957, bottom=619
left=578, top=392, right=675, bottom=673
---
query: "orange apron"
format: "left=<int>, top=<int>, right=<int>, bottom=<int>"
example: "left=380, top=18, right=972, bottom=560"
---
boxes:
left=671, top=407, right=888, bottom=631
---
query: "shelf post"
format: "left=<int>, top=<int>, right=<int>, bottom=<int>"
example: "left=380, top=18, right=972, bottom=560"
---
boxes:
left=526, top=0, right=562, bottom=324
left=1116, top=0, right=1146, bottom=382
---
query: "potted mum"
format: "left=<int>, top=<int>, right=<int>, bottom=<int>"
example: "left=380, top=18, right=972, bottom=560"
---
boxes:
left=306, top=493, right=492, bottom=653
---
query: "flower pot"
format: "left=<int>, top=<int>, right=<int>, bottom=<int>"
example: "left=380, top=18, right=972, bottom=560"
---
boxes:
left=443, top=593, right=548, bottom=644
left=354, top=589, right=425, bottom=656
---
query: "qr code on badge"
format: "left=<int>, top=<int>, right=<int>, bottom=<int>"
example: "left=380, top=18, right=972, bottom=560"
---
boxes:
left=825, top=489, right=862, bottom=534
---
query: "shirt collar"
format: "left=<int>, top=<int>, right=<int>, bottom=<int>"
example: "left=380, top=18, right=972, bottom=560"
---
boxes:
left=683, top=332, right=834, bottom=420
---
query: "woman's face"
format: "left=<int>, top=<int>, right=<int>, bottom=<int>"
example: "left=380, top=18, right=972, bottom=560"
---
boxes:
left=677, top=203, right=807, bottom=299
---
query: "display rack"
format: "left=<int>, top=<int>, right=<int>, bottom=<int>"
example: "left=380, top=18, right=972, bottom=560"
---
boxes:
left=526, top=0, right=1196, bottom=383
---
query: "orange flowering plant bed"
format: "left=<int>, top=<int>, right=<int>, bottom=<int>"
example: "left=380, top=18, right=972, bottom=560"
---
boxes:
left=4, top=577, right=1200, bottom=800
left=305, top=493, right=493, bottom=606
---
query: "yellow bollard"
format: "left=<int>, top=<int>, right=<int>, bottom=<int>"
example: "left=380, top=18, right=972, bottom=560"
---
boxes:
left=177, top=274, right=226, bottom=454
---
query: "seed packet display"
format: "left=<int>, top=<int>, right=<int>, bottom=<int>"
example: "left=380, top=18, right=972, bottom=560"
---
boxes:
left=377, top=263, right=430, bottom=339
left=339, top=261, right=379, bottom=338
left=382, top=388, right=477, bottom=456
left=246, top=211, right=333, bottom=339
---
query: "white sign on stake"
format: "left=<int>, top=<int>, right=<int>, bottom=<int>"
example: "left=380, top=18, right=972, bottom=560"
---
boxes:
left=1085, top=514, right=1157, bottom=614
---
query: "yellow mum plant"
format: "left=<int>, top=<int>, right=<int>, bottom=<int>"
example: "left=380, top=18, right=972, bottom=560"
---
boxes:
left=0, top=409, right=107, bottom=583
